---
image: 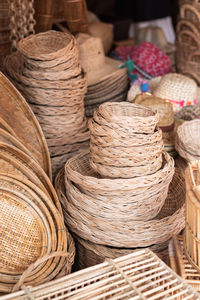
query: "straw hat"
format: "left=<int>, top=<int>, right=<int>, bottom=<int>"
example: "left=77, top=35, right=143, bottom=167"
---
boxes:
left=76, top=33, right=123, bottom=86
left=136, top=26, right=176, bottom=55
left=152, top=73, right=198, bottom=113
left=128, top=73, right=199, bottom=113
left=88, top=22, right=113, bottom=55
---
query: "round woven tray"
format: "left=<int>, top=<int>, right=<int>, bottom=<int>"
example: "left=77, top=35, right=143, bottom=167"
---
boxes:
left=18, top=30, right=76, bottom=61
left=0, top=73, right=51, bottom=179
left=65, top=151, right=174, bottom=195
left=56, top=166, right=183, bottom=248
left=0, top=143, right=62, bottom=215
left=0, top=174, right=75, bottom=293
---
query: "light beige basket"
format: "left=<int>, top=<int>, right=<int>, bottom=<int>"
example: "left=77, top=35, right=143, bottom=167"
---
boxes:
left=184, top=160, right=200, bottom=273
left=1, top=249, right=198, bottom=299
left=65, top=151, right=174, bottom=195
left=97, top=102, right=159, bottom=134
left=175, top=119, right=200, bottom=161
left=169, top=235, right=200, bottom=292
left=18, top=30, right=76, bottom=61
left=60, top=164, right=185, bottom=248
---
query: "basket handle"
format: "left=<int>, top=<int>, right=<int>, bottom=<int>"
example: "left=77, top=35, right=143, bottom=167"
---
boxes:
left=187, top=161, right=200, bottom=188
left=180, top=4, right=200, bottom=22
left=178, top=30, right=200, bottom=48
left=176, top=19, right=200, bottom=38
left=12, top=251, right=70, bottom=292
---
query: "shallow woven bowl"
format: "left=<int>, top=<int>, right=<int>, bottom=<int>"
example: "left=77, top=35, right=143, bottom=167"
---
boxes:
left=97, top=102, right=159, bottom=134
left=175, top=119, right=200, bottom=159
left=18, top=30, right=76, bottom=61
left=65, top=150, right=174, bottom=195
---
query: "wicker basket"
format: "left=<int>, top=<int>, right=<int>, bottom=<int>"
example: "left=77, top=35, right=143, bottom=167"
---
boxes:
left=97, top=102, right=159, bottom=134
left=58, top=163, right=185, bottom=248
left=169, top=235, right=200, bottom=292
left=0, top=249, right=198, bottom=299
left=184, top=160, right=200, bottom=273
left=0, top=72, right=51, bottom=179
left=175, top=119, right=200, bottom=161
left=18, top=30, right=76, bottom=61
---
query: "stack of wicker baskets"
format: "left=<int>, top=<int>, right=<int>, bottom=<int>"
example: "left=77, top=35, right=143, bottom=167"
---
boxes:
left=0, top=0, right=11, bottom=70
left=4, top=30, right=90, bottom=178
left=0, top=72, right=75, bottom=294
left=55, top=102, right=185, bottom=269
left=175, top=119, right=200, bottom=161
left=176, top=0, right=200, bottom=84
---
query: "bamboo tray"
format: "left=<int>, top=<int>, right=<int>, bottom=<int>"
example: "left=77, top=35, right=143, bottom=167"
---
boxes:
left=169, top=235, right=200, bottom=292
left=0, top=72, right=51, bottom=179
left=0, top=249, right=198, bottom=299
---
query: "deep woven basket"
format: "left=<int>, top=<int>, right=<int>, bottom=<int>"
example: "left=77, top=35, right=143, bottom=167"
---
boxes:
left=57, top=166, right=185, bottom=248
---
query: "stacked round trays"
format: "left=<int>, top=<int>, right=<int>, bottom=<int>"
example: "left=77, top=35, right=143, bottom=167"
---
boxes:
left=0, top=74, right=75, bottom=293
left=4, top=30, right=90, bottom=178
left=55, top=102, right=185, bottom=269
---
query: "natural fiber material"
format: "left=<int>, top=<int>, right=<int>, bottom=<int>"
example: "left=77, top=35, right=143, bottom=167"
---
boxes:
left=96, top=102, right=159, bottom=134
left=0, top=250, right=198, bottom=299
left=65, top=151, right=174, bottom=194
left=169, top=235, right=200, bottom=292
left=175, top=119, right=200, bottom=161
left=134, top=94, right=174, bottom=127
left=175, top=105, right=200, bottom=120
left=0, top=72, right=51, bottom=179
left=9, top=0, right=35, bottom=51
left=184, top=160, right=200, bottom=273
left=153, top=73, right=197, bottom=112
left=18, top=30, right=75, bottom=61
left=62, top=164, right=183, bottom=248
left=76, top=33, right=124, bottom=86
left=73, top=234, right=170, bottom=270
left=0, top=173, right=75, bottom=293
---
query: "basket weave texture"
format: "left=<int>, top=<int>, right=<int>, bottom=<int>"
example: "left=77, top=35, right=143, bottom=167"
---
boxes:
left=176, top=1, right=200, bottom=84
left=4, top=30, right=89, bottom=178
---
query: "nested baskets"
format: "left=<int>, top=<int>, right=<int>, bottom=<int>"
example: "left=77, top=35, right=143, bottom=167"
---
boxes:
left=184, top=160, right=200, bottom=273
left=4, top=30, right=89, bottom=177
left=0, top=250, right=199, bottom=300
left=0, top=173, right=75, bottom=293
left=175, top=119, right=200, bottom=161
left=89, top=102, right=163, bottom=178
left=59, top=154, right=185, bottom=249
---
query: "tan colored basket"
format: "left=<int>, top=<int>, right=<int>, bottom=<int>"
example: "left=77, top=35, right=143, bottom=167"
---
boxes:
left=65, top=151, right=174, bottom=195
left=59, top=164, right=185, bottom=248
left=0, top=143, right=62, bottom=215
left=169, top=235, right=200, bottom=292
left=1, top=249, right=199, bottom=299
left=175, top=119, right=200, bottom=161
left=0, top=174, right=75, bottom=293
left=18, top=30, right=76, bottom=61
left=0, top=73, right=51, bottom=179
left=184, top=160, right=200, bottom=273
left=73, top=234, right=170, bottom=271
left=97, top=102, right=159, bottom=134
